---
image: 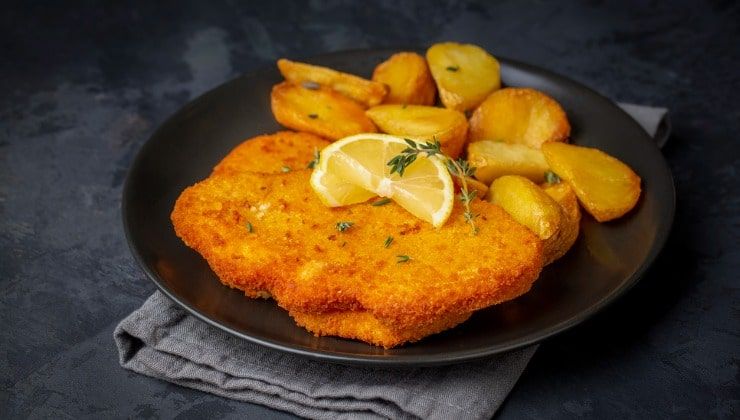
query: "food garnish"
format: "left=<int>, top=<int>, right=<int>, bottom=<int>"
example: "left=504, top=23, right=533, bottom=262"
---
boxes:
left=544, top=170, right=561, bottom=184
left=371, top=197, right=392, bottom=206
left=310, top=133, right=454, bottom=228
left=306, top=148, right=320, bottom=169
left=388, top=138, right=479, bottom=234
left=336, top=221, right=355, bottom=232
left=384, top=235, right=394, bottom=248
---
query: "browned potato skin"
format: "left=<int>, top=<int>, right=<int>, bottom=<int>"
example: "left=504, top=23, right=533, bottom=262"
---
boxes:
left=542, top=142, right=641, bottom=222
left=469, top=88, right=571, bottom=149
left=271, top=82, right=377, bottom=141
left=541, top=182, right=581, bottom=265
left=277, top=59, right=388, bottom=107
left=426, top=42, right=501, bottom=112
left=488, top=175, right=563, bottom=240
left=365, top=104, right=468, bottom=158
left=372, top=52, right=436, bottom=105
left=467, top=141, right=550, bottom=184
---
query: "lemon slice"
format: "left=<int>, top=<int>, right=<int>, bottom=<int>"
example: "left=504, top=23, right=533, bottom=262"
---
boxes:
left=310, top=133, right=454, bottom=227
left=310, top=169, right=376, bottom=207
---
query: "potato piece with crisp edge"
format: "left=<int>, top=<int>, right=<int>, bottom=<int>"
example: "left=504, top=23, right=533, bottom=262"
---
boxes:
left=488, top=175, right=562, bottom=240
left=372, top=52, right=436, bottom=106
left=271, top=82, right=377, bottom=140
left=426, top=42, right=501, bottom=112
left=542, top=142, right=641, bottom=222
left=467, top=141, right=550, bottom=184
left=542, top=181, right=581, bottom=265
left=277, top=59, right=388, bottom=107
left=469, top=88, right=570, bottom=149
left=365, top=104, right=468, bottom=158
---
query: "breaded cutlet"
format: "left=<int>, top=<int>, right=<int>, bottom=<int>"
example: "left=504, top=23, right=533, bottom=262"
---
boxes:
left=212, top=131, right=329, bottom=176
left=290, top=309, right=473, bottom=348
left=171, top=170, right=543, bottom=332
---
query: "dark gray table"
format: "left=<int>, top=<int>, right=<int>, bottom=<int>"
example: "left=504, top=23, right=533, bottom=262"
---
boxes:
left=2, top=1, right=738, bottom=418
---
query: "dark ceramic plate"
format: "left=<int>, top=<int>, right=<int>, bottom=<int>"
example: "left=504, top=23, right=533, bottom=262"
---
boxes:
left=123, top=48, right=675, bottom=367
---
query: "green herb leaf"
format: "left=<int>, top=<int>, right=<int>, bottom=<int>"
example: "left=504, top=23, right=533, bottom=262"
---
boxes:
left=308, top=113, right=318, bottom=119
left=281, top=165, right=291, bottom=173
left=386, top=138, right=479, bottom=235
left=307, top=148, right=320, bottom=169
left=446, top=65, right=460, bottom=72
left=384, top=235, right=394, bottom=248
left=246, top=221, right=254, bottom=233
left=336, top=221, right=354, bottom=232
left=371, top=197, right=392, bottom=207
left=396, top=254, right=410, bottom=263
left=544, top=170, right=561, bottom=184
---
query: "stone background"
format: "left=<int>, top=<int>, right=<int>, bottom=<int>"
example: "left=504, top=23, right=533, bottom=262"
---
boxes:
left=1, top=1, right=738, bottom=418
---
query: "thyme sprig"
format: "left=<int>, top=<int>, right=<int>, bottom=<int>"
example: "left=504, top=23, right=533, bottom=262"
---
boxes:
left=544, top=170, right=561, bottom=184
left=307, top=148, right=320, bottom=169
left=336, top=221, right=354, bottom=232
left=371, top=197, right=392, bottom=207
left=384, top=235, right=394, bottom=248
left=387, top=138, right=479, bottom=235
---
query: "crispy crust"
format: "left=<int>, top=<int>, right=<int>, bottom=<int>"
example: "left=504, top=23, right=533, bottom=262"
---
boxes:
left=277, top=59, right=388, bottom=107
left=372, top=52, right=437, bottom=106
left=469, top=88, right=570, bottom=149
left=542, top=182, right=582, bottom=265
left=365, top=105, right=469, bottom=159
left=291, top=309, right=472, bottom=348
left=212, top=131, right=330, bottom=176
left=171, top=170, right=544, bottom=331
left=270, top=82, right=377, bottom=140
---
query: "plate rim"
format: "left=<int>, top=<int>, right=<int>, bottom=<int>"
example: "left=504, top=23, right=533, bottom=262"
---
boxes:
left=121, top=48, right=676, bottom=367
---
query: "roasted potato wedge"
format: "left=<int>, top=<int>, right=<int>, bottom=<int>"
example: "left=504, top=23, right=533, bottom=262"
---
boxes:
left=469, top=88, right=571, bottom=149
left=542, top=181, right=581, bottom=264
left=467, top=141, right=550, bottom=184
left=271, top=81, right=377, bottom=140
left=365, top=104, right=468, bottom=158
left=426, top=42, right=501, bottom=112
left=542, top=142, right=641, bottom=222
left=372, top=52, right=436, bottom=105
left=488, top=175, right=562, bottom=240
left=277, top=59, right=388, bottom=107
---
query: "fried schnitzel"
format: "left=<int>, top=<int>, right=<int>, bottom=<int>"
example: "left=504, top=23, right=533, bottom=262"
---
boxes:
left=172, top=170, right=543, bottom=331
left=290, top=309, right=473, bottom=348
left=213, top=131, right=329, bottom=176
left=172, top=131, right=543, bottom=347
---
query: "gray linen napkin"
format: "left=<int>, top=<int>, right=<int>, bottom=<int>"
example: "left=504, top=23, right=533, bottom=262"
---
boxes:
left=115, top=103, right=668, bottom=420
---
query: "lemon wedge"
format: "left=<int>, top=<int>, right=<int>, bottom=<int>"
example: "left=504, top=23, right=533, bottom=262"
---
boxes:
left=310, top=133, right=454, bottom=227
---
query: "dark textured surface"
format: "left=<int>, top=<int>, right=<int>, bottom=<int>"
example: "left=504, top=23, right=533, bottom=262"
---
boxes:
left=1, top=1, right=738, bottom=418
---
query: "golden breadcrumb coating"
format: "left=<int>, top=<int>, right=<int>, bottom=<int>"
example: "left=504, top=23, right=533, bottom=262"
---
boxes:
left=213, top=131, right=330, bottom=176
left=171, top=170, right=543, bottom=332
left=290, top=309, right=472, bottom=348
